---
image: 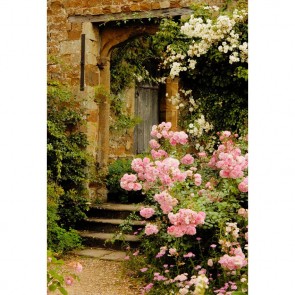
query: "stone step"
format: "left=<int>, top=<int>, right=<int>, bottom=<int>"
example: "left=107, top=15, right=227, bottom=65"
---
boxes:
left=72, top=247, right=127, bottom=261
left=77, top=217, right=145, bottom=233
left=78, top=230, right=140, bottom=250
left=87, top=202, right=143, bottom=219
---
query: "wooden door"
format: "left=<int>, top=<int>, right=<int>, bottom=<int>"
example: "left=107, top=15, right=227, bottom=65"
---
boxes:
left=134, top=84, right=159, bottom=154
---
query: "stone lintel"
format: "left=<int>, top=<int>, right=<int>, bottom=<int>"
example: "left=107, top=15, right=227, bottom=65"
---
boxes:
left=68, top=7, right=193, bottom=23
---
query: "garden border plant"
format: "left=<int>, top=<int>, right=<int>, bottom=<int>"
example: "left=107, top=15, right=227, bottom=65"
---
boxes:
left=119, top=122, right=248, bottom=294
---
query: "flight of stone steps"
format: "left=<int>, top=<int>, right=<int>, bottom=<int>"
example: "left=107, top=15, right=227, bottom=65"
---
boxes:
left=74, top=202, right=144, bottom=260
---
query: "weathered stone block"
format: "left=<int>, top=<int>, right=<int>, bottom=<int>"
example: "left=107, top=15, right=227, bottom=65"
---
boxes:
left=179, top=0, right=190, bottom=7
left=49, top=31, right=68, bottom=41
left=63, top=53, right=80, bottom=64
left=85, top=64, right=99, bottom=86
left=121, top=5, right=131, bottom=12
left=87, top=0, right=100, bottom=6
left=110, top=5, right=122, bottom=13
left=170, top=0, right=181, bottom=8
left=68, top=30, right=81, bottom=40
left=83, top=22, right=98, bottom=41
left=140, top=3, right=152, bottom=10
left=160, top=0, right=171, bottom=9
left=63, top=0, right=88, bottom=9
left=151, top=2, right=161, bottom=9
left=86, top=38, right=98, bottom=56
left=90, top=7, right=104, bottom=14
left=86, top=50, right=96, bottom=64
left=71, top=78, right=80, bottom=86
left=60, top=40, right=80, bottom=54
left=102, top=7, right=112, bottom=13
left=49, top=22, right=67, bottom=31
left=130, top=4, right=139, bottom=11
left=66, top=22, right=72, bottom=31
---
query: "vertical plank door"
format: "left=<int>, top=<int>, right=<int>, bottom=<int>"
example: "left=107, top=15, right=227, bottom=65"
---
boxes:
left=134, top=84, right=159, bottom=154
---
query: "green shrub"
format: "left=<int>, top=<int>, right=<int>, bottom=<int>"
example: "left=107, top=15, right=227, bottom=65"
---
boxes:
left=47, top=182, right=82, bottom=253
left=47, top=80, right=91, bottom=252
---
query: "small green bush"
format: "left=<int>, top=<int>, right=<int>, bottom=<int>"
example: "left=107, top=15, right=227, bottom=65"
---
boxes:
left=47, top=182, right=82, bottom=253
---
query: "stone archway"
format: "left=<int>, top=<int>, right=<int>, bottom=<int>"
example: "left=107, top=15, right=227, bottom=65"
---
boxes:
left=96, top=23, right=159, bottom=169
left=68, top=9, right=192, bottom=200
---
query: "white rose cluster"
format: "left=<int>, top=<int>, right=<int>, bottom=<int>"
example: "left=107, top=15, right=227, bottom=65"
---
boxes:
left=163, top=7, right=248, bottom=77
left=187, top=115, right=213, bottom=139
left=168, top=93, right=185, bottom=109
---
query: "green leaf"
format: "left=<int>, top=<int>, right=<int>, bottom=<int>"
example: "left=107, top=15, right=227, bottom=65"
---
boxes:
left=232, top=292, right=247, bottom=295
left=48, top=284, right=57, bottom=291
left=58, top=286, right=68, bottom=295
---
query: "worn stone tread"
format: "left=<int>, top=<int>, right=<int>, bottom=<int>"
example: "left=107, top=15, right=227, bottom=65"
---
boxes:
left=78, top=231, right=140, bottom=241
left=73, top=247, right=127, bottom=261
left=86, top=217, right=145, bottom=226
left=91, top=203, right=143, bottom=211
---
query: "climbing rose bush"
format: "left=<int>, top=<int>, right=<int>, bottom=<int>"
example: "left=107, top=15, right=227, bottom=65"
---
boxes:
left=162, top=6, right=248, bottom=79
left=120, top=122, right=248, bottom=294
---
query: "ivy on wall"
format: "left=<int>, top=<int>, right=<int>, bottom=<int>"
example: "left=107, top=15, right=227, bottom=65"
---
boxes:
left=47, top=80, right=94, bottom=252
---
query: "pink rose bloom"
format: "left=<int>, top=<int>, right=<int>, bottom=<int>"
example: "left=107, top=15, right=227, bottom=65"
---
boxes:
left=154, top=191, right=178, bottom=214
left=229, top=167, right=244, bottom=179
left=223, top=131, right=231, bottom=137
left=65, top=276, right=74, bottom=286
left=140, top=268, right=148, bottom=272
left=183, top=252, right=195, bottom=258
left=120, top=173, right=142, bottom=191
left=185, top=225, right=197, bottom=235
left=194, top=173, right=202, bottom=186
left=156, top=246, right=167, bottom=258
left=238, top=208, right=248, bottom=218
left=149, top=139, right=161, bottom=149
left=151, top=149, right=168, bottom=159
left=238, top=177, right=248, bottom=192
left=181, top=154, right=194, bottom=165
left=218, top=248, right=247, bottom=270
left=219, top=170, right=230, bottom=178
left=140, top=207, right=155, bottom=219
left=207, top=259, right=213, bottom=267
left=133, top=182, right=142, bottom=191
left=143, top=283, right=154, bottom=292
left=198, top=152, right=207, bottom=158
left=167, top=225, right=185, bottom=237
left=169, top=248, right=177, bottom=256
left=169, top=131, right=188, bottom=145
left=174, top=274, right=188, bottom=282
left=144, top=224, right=159, bottom=235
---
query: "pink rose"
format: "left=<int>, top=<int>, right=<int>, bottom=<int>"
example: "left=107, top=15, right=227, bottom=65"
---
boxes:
left=144, top=224, right=159, bottom=235
left=238, top=177, right=248, bottom=193
left=149, top=139, right=161, bottom=149
left=65, top=276, right=74, bottom=286
left=181, top=154, right=194, bottom=165
left=140, top=207, right=155, bottom=219
left=194, top=173, right=202, bottom=186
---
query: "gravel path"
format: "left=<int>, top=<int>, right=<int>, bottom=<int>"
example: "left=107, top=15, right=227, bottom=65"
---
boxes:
left=50, top=255, right=141, bottom=295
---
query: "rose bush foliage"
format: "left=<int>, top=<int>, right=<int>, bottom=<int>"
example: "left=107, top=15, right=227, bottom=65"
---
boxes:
left=120, top=122, right=248, bottom=295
